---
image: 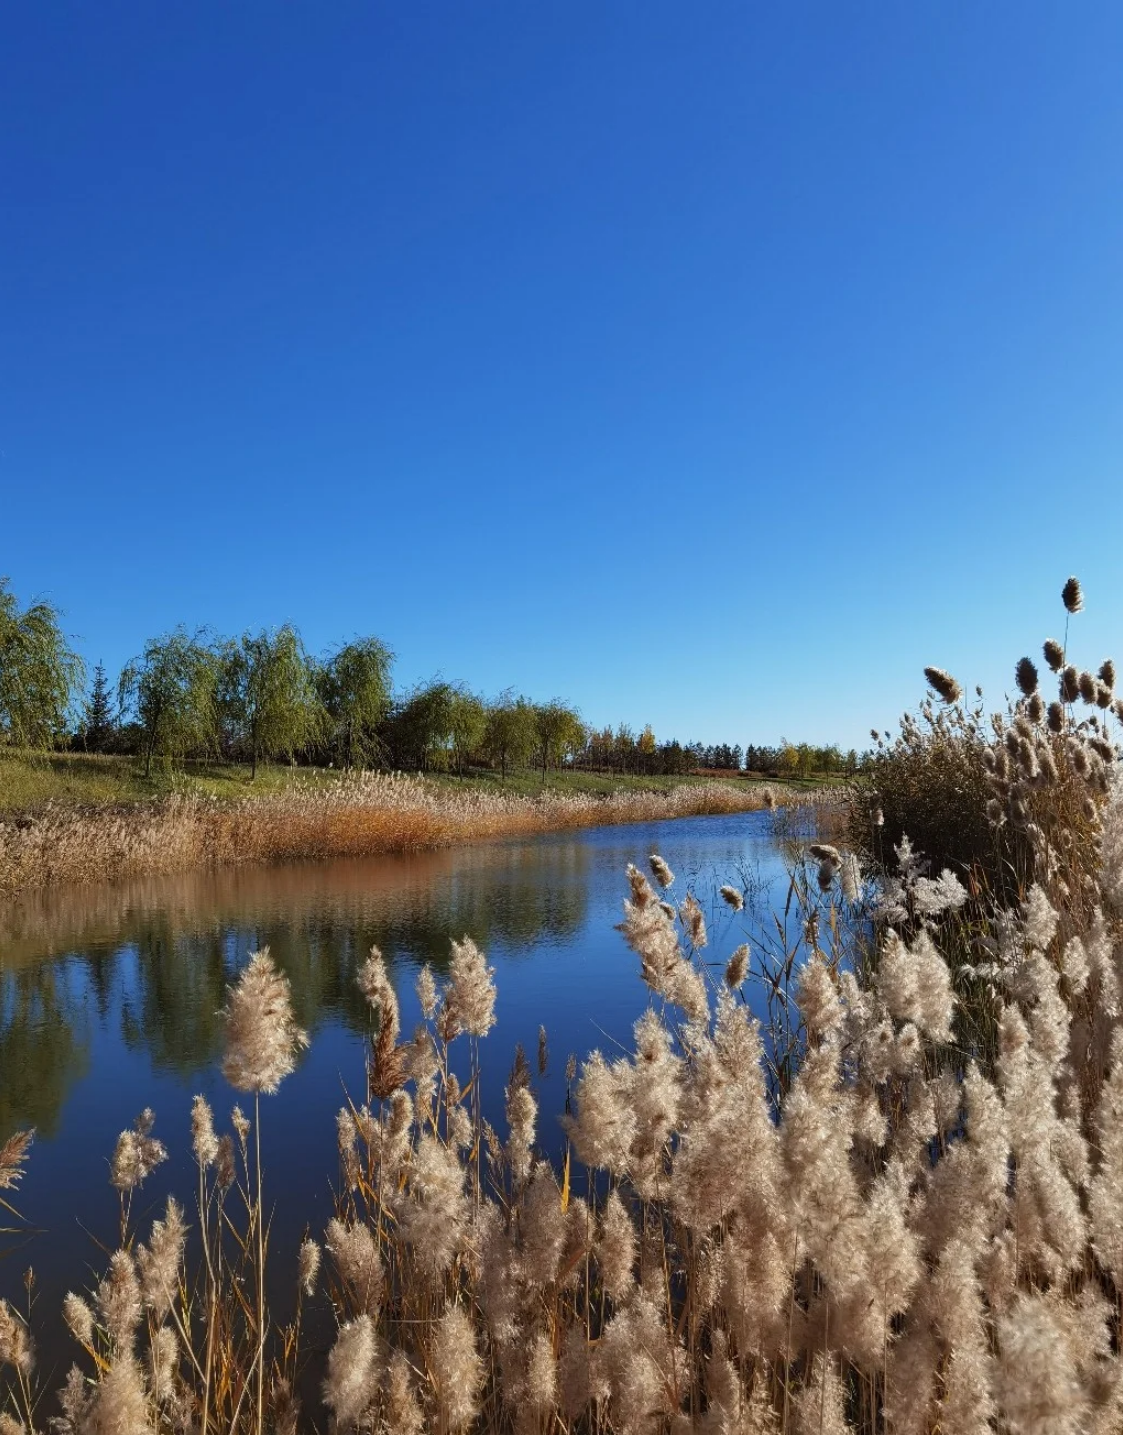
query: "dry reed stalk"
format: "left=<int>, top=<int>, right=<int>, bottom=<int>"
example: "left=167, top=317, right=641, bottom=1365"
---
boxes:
left=0, top=776, right=820, bottom=897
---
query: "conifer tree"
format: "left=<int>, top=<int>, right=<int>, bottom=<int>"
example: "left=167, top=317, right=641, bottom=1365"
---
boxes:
left=82, top=661, right=116, bottom=752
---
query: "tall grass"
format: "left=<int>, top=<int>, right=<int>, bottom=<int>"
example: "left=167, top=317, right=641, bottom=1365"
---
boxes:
left=0, top=774, right=796, bottom=896
left=3, top=579, right=1123, bottom=1432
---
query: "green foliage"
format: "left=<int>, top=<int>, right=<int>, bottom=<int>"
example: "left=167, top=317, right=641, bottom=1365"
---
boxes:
left=219, top=626, right=324, bottom=778
left=483, top=691, right=538, bottom=778
left=119, top=627, right=220, bottom=775
left=80, top=661, right=116, bottom=753
left=383, top=681, right=456, bottom=771
left=318, top=636, right=394, bottom=769
left=533, top=699, right=585, bottom=776
left=0, top=576, right=85, bottom=749
left=448, top=687, right=487, bottom=775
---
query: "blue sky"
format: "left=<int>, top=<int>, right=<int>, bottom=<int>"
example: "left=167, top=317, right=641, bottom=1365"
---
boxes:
left=4, top=4, right=1122, bottom=751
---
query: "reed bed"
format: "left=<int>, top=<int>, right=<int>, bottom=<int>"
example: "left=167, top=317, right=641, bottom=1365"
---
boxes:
left=0, top=775, right=800, bottom=897
left=5, top=582, right=1123, bottom=1432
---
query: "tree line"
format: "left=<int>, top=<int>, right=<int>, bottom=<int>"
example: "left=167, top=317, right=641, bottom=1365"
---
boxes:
left=0, top=577, right=856, bottom=779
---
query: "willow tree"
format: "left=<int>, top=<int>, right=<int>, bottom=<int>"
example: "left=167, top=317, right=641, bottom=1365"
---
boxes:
left=449, top=687, right=487, bottom=776
left=318, top=636, right=394, bottom=770
left=220, top=626, right=324, bottom=778
left=382, top=682, right=456, bottom=772
left=483, top=691, right=537, bottom=778
left=534, top=700, right=585, bottom=778
left=0, top=577, right=85, bottom=749
left=119, top=628, right=220, bottom=776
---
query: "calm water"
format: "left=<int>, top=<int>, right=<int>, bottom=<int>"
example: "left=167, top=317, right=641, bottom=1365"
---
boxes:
left=0, top=810, right=793, bottom=1376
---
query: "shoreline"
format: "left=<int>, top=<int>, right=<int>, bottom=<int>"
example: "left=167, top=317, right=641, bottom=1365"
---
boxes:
left=0, top=772, right=837, bottom=898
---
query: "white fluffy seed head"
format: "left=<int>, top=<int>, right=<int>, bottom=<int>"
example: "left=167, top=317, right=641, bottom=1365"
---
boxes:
left=221, top=950, right=308, bottom=1095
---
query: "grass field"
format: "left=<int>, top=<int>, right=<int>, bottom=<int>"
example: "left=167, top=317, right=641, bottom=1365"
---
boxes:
left=0, top=748, right=831, bottom=815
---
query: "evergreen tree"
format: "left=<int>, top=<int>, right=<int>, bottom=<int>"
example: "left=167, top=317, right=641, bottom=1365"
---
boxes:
left=82, top=661, right=116, bottom=752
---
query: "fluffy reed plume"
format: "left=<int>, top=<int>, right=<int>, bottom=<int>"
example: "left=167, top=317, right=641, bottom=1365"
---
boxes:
left=649, top=853, right=675, bottom=888
left=1063, top=574, right=1084, bottom=613
left=190, top=1095, right=219, bottom=1168
left=384, top=1349, right=424, bottom=1435
left=0, top=1304, right=32, bottom=1377
left=443, top=936, right=497, bottom=1039
left=505, top=1075, right=537, bottom=1184
left=680, top=892, right=708, bottom=948
left=322, top=1314, right=381, bottom=1429
left=221, top=948, right=308, bottom=1094
left=1099, top=659, right=1116, bottom=690
left=416, top=964, right=438, bottom=1020
left=110, top=1109, right=167, bottom=1193
left=725, top=943, right=749, bottom=988
left=430, top=1305, right=484, bottom=1431
left=136, top=1196, right=186, bottom=1319
left=326, top=1217, right=383, bottom=1314
left=0, top=1132, right=32, bottom=1193
left=96, top=1250, right=142, bottom=1352
left=719, top=883, right=744, bottom=911
left=298, top=1238, right=320, bottom=1297
left=839, top=851, right=862, bottom=902
left=923, top=665, right=962, bottom=703
left=62, top=1293, right=94, bottom=1349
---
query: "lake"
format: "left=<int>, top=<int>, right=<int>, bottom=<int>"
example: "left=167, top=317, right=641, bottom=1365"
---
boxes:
left=0, top=809, right=800, bottom=1380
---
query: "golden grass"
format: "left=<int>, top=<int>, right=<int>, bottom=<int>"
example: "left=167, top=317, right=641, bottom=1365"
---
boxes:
left=0, top=772, right=834, bottom=896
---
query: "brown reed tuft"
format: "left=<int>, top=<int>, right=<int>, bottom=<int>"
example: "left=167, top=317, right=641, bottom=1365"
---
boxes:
left=923, top=666, right=962, bottom=703
left=1015, top=656, right=1039, bottom=696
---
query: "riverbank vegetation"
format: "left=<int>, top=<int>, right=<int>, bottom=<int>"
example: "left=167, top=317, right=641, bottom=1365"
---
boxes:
left=0, top=578, right=854, bottom=786
left=2, top=578, right=1123, bottom=1431
left=0, top=769, right=796, bottom=896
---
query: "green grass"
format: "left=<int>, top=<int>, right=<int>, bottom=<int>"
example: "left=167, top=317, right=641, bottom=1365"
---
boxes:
left=0, top=750, right=345, bottom=812
left=0, top=748, right=834, bottom=816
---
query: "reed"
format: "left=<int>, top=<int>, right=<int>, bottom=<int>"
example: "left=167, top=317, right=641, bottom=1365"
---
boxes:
left=0, top=775, right=802, bottom=897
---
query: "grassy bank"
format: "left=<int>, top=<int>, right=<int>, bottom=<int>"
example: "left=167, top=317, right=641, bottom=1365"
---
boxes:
left=0, top=748, right=820, bottom=814
left=0, top=758, right=826, bottom=896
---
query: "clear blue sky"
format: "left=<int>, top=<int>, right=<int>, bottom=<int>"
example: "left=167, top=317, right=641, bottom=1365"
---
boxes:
left=4, top=4, right=1122, bottom=752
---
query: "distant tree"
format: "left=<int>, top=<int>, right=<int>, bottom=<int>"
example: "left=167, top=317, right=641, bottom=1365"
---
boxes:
left=0, top=577, right=85, bottom=749
left=220, top=626, right=324, bottom=778
left=449, top=688, right=488, bottom=776
left=81, top=661, right=116, bottom=752
left=483, top=692, right=538, bottom=778
left=319, top=636, right=394, bottom=770
left=535, top=700, right=584, bottom=778
left=637, top=724, right=657, bottom=774
left=120, top=628, right=220, bottom=776
left=383, top=682, right=456, bottom=771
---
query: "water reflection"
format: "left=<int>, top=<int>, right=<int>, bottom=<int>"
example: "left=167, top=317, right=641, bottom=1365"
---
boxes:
left=0, top=812, right=790, bottom=1373
left=0, top=839, right=595, bottom=1111
left=0, top=964, right=89, bottom=1138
